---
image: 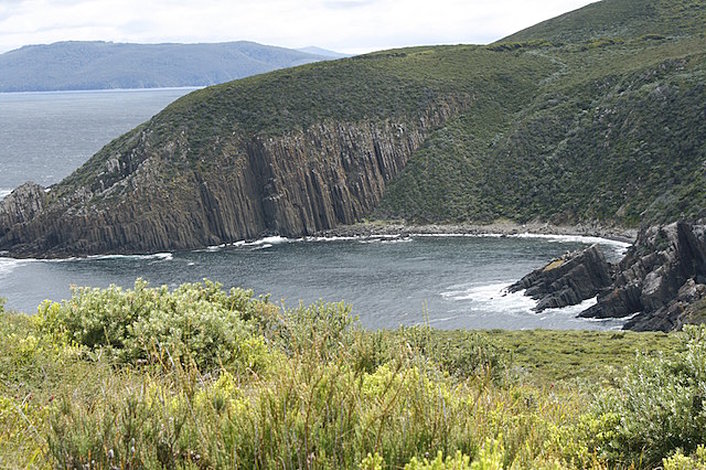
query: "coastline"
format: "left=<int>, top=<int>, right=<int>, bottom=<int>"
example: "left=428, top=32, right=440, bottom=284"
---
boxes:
left=316, top=220, right=638, bottom=245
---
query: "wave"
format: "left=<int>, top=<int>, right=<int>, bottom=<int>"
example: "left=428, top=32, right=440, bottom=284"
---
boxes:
left=510, top=232, right=631, bottom=249
left=235, top=236, right=291, bottom=247
left=440, top=281, right=627, bottom=328
left=87, top=253, right=174, bottom=261
left=441, top=282, right=537, bottom=313
left=0, top=256, right=32, bottom=279
left=0, top=188, right=11, bottom=200
left=72, top=252, right=174, bottom=262
left=303, top=235, right=362, bottom=242
left=413, top=233, right=503, bottom=238
left=538, top=296, right=598, bottom=316
left=357, top=235, right=413, bottom=245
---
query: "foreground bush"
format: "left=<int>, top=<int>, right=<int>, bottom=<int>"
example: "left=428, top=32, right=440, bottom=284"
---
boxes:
left=574, top=326, right=706, bottom=468
left=37, top=279, right=273, bottom=370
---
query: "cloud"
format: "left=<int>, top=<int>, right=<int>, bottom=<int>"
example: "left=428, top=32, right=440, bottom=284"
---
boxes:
left=323, top=0, right=377, bottom=9
left=0, top=0, right=599, bottom=54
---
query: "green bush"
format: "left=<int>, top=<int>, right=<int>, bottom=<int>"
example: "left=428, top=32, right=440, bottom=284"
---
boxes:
left=37, top=279, right=270, bottom=369
left=663, top=445, right=706, bottom=469
left=589, top=326, right=706, bottom=467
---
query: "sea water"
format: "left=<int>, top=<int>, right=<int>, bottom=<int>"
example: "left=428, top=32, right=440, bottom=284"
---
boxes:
left=0, top=89, right=630, bottom=330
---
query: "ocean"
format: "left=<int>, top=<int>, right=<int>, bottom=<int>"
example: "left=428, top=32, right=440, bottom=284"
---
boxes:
left=0, top=88, right=629, bottom=330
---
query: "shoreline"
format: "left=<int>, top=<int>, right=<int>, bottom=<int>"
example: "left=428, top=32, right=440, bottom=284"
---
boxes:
left=315, top=220, right=638, bottom=245
left=0, top=221, right=636, bottom=261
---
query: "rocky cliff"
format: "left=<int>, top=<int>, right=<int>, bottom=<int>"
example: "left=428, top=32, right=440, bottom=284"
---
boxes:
left=512, top=221, right=706, bottom=331
left=508, top=245, right=613, bottom=312
left=0, top=98, right=466, bottom=257
left=1, top=0, right=705, bottom=263
left=579, top=221, right=706, bottom=331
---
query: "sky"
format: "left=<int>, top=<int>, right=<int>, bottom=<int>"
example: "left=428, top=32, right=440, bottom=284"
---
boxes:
left=0, top=0, right=600, bottom=55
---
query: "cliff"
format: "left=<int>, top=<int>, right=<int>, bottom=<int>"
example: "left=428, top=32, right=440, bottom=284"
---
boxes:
left=579, top=221, right=706, bottom=331
left=0, top=98, right=467, bottom=257
left=1, top=0, right=706, bottom=260
left=511, top=221, right=706, bottom=331
left=508, top=245, right=613, bottom=312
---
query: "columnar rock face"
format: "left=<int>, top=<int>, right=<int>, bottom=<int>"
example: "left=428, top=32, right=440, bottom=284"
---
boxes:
left=0, top=98, right=464, bottom=258
left=579, top=222, right=706, bottom=331
left=0, top=183, right=47, bottom=240
left=508, top=245, right=613, bottom=311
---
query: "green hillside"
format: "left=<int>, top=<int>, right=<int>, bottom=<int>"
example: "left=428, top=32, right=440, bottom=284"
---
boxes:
left=506, top=0, right=706, bottom=44
left=379, top=0, right=706, bottom=225
left=1, top=0, right=705, bottom=257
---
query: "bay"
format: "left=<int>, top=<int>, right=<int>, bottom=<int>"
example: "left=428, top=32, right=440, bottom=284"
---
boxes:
left=0, top=88, right=196, bottom=194
left=0, top=89, right=629, bottom=330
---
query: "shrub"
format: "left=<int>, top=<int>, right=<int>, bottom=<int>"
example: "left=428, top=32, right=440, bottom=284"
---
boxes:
left=37, top=279, right=270, bottom=370
left=663, top=445, right=706, bottom=469
left=589, top=325, right=706, bottom=467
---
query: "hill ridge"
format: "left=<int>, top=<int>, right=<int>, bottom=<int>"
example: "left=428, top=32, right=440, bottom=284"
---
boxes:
left=0, top=40, right=341, bottom=92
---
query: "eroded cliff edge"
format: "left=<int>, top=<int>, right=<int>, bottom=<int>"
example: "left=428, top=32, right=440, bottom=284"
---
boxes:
left=0, top=96, right=467, bottom=257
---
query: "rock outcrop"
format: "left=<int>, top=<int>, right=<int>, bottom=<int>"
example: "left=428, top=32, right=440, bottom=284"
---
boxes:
left=0, top=97, right=466, bottom=258
left=0, top=182, right=48, bottom=240
left=508, top=244, right=613, bottom=311
left=510, top=221, right=706, bottom=331
left=579, top=221, right=706, bottom=331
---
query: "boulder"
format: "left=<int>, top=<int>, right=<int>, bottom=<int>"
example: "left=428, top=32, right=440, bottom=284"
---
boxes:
left=508, top=244, right=612, bottom=312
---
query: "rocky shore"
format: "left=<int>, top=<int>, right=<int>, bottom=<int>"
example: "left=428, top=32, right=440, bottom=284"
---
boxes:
left=315, top=220, right=638, bottom=244
left=510, top=221, right=706, bottom=332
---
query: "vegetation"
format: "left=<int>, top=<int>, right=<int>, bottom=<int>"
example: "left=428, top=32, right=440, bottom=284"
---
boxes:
left=49, top=0, right=704, bottom=232
left=1, top=280, right=705, bottom=468
left=377, top=0, right=706, bottom=226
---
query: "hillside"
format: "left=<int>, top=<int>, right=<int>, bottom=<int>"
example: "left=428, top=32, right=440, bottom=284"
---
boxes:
left=0, top=41, right=336, bottom=92
left=1, top=0, right=705, bottom=259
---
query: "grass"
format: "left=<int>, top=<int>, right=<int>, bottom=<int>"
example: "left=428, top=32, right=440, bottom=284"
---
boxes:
left=1, top=281, right=703, bottom=468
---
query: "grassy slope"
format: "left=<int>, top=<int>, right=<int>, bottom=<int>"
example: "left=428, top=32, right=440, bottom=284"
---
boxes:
left=378, top=0, right=706, bottom=226
left=51, top=45, right=555, bottom=207
left=41, top=1, right=706, bottom=230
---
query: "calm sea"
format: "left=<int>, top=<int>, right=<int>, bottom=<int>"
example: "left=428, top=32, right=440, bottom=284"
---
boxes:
left=0, top=89, right=629, bottom=330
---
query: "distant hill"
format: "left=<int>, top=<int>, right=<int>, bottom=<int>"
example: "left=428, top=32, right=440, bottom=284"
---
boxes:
left=296, top=46, right=351, bottom=59
left=0, top=41, right=342, bottom=92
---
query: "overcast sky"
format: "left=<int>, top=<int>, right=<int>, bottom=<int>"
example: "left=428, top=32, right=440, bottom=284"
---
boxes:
left=0, top=0, right=599, bottom=55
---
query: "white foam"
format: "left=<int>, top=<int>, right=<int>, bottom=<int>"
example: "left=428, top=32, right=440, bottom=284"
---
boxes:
left=413, top=233, right=503, bottom=238
left=440, top=282, right=628, bottom=329
left=380, top=237, right=413, bottom=244
left=510, top=232, right=631, bottom=252
left=250, top=243, right=273, bottom=250
left=539, top=296, right=598, bottom=317
left=87, top=252, right=173, bottom=261
left=0, top=189, right=11, bottom=200
left=441, top=282, right=537, bottom=313
left=303, top=235, right=361, bottom=242
left=0, top=257, right=32, bottom=280
left=238, top=236, right=291, bottom=247
left=411, top=231, right=630, bottom=253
